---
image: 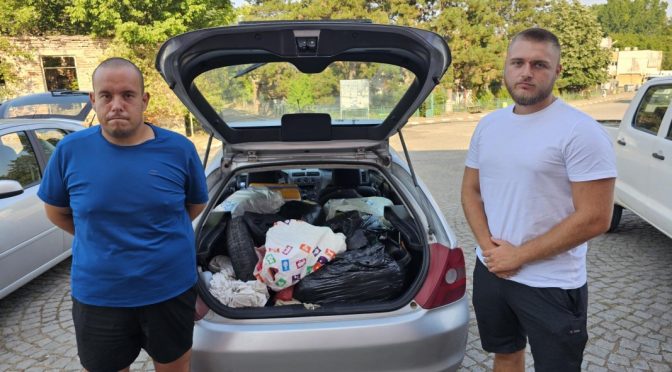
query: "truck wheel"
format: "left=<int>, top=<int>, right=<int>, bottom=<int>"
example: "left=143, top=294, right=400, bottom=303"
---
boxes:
left=607, top=205, right=623, bottom=233
left=226, top=217, right=259, bottom=281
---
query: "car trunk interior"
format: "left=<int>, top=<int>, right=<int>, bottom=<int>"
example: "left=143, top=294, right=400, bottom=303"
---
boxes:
left=195, top=165, right=429, bottom=318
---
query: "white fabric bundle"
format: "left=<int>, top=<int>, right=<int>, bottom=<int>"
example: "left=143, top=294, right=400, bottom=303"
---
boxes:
left=254, top=219, right=346, bottom=291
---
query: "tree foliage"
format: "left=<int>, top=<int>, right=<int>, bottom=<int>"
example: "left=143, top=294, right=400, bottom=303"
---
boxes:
left=430, top=2, right=506, bottom=96
left=238, top=0, right=611, bottom=97
left=63, top=0, right=235, bottom=122
left=0, top=0, right=235, bottom=123
left=4, top=0, right=665, bottom=117
left=66, top=0, right=234, bottom=45
left=0, top=0, right=83, bottom=36
left=595, top=0, right=668, bottom=35
left=593, top=0, right=672, bottom=70
left=287, top=75, right=315, bottom=111
left=0, top=37, right=32, bottom=101
left=544, top=0, right=610, bottom=92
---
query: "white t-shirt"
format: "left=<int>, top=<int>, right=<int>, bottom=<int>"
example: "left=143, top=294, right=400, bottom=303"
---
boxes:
left=465, top=99, right=617, bottom=289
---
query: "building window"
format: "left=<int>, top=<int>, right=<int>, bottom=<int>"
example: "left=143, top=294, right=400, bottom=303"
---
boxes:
left=42, top=56, right=79, bottom=91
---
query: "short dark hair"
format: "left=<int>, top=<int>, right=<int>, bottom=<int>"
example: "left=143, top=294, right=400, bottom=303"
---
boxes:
left=510, top=28, right=561, bottom=58
left=92, top=57, right=145, bottom=93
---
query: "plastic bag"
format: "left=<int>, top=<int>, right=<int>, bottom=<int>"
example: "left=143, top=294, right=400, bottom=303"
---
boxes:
left=208, top=256, right=269, bottom=308
left=293, top=241, right=406, bottom=304
left=253, top=219, right=347, bottom=291
left=323, top=196, right=394, bottom=221
left=215, top=187, right=284, bottom=218
left=324, top=210, right=363, bottom=237
left=208, top=255, right=236, bottom=278
left=324, top=210, right=388, bottom=250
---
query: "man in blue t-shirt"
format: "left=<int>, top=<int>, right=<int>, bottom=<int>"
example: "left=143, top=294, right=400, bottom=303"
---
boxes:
left=39, top=57, right=208, bottom=372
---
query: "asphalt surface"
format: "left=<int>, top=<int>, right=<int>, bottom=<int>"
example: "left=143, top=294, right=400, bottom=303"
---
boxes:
left=1, top=92, right=670, bottom=371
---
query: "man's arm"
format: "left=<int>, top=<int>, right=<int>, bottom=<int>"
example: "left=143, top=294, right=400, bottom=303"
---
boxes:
left=461, top=166, right=497, bottom=251
left=186, top=203, right=206, bottom=221
left=44, top=203, right=75, bottom=235
left=484, top=177, right=615, bottom=274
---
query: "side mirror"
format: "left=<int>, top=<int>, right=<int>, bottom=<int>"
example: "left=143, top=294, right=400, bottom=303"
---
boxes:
left=0, top=179, right=24, bottom=199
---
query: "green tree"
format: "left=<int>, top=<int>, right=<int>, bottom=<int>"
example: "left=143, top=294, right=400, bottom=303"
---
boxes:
left=431, top=1, right=507, bottom=97
left=595, top=0, right=668, bottom=35
left=241, top=0, right=421, bottom=24
left=0, top=37, right=31, bottom=101
left=0, top=0, right=235, bottom=124
left=429, top=0, right=550, bottom=100
left=240, top=1, right=427, bottom=114
left=0, top=0, right=83, bottom=36
left=66, top=0, right=234, bottom=45
left=593, top=0, right=671, bottom=70
left=66, top=0, right=235, bottom=123
left=543, top=0, right=610, bottom=92
left=287, top=74, right=315, bottom=111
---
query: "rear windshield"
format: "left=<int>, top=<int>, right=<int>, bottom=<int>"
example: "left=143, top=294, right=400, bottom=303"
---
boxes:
left=0, top=93, right=92, bottom=122
left=194, top=61, right=415, bottom=128
left=4, top=102, right=87, bottom=118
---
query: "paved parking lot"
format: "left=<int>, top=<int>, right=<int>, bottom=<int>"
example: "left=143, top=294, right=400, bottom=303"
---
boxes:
left=1, top=95, right=670, bottom=371
left=1, top=148, right=670, bottom=371
left=410, top=149, right=672, bottom=371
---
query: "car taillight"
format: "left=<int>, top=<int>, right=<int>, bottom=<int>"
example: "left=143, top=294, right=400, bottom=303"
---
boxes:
left=414, top=243, right=466, bottom=309
left=195, top=294, right=210, bottom=321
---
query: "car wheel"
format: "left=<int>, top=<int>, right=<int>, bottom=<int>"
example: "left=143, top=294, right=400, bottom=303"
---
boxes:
left=226, top=217, right=259, bottom=281
left=607, top=205, right=623, bottom=233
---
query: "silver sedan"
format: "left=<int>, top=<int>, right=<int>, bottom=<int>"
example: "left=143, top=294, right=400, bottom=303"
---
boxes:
left=0, top=119, right=84, bottom=299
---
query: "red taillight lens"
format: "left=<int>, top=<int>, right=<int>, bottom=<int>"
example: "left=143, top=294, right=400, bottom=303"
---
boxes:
left=195, top=294, right=210, bottom=321
left=414, top=244, right=466, bottom=309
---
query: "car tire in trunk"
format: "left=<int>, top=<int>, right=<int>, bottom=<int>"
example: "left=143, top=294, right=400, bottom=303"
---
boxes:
left=226, top=217, right=259, bottom=281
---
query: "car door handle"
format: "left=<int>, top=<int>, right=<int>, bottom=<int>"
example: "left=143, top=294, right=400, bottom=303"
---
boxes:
left=617, top=139, right=626, bottom=146
left=652, top=152, right=665, bottom=160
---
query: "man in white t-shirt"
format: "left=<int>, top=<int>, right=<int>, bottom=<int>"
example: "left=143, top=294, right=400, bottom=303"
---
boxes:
left=461, top=28, right=617, bottom=372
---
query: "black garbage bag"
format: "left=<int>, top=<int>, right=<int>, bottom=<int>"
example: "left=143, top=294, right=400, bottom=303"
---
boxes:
left=242, top=212, right=285, bottom=246
left=324, top=211, right=389, bottom=250
left=293, top=242, right=406, bottom=304
left=278, top=200, right=324, bottom=225
left=324, top=210, right=362, bottom=236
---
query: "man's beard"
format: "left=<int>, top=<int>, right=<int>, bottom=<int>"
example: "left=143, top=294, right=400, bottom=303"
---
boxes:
left=102, top=121, right=139, bottom=139
left=505, top=79, right=554, bottom=107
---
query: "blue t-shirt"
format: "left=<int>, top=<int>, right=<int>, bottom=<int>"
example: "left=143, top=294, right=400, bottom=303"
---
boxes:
left=38, top=125, right=208, bottom=307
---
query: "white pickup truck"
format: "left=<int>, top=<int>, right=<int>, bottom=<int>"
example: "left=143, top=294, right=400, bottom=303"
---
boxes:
left=602, top=77, right=672, bottom=238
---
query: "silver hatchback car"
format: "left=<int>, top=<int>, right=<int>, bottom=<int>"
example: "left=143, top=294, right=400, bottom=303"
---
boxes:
left=0, top=119, right=85, bottom=299
left=157, top=21, right=469, bottom=371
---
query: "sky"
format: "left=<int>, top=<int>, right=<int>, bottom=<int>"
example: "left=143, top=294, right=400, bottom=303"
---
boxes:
left=233, top=0, right=672, bottom=17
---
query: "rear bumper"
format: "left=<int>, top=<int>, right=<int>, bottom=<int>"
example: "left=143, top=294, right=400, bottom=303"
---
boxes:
left=191, top=296, right=469, bottom=372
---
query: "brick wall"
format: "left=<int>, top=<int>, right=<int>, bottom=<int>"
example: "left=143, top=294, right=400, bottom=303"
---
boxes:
left=6, top=36, right=110, bottom=96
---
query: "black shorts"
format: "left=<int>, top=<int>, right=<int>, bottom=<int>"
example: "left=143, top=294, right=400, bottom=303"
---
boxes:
left=472, top=259, right=588, bottom=371
left=72, top=286, right=197, bottom=372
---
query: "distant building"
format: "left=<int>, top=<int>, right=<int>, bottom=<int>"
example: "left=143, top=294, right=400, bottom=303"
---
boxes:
left=615, top=48, right=663, bottom=86
left=604, top=47, right=663, bottom=90
left=3, top=36, right=110, bottom=97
